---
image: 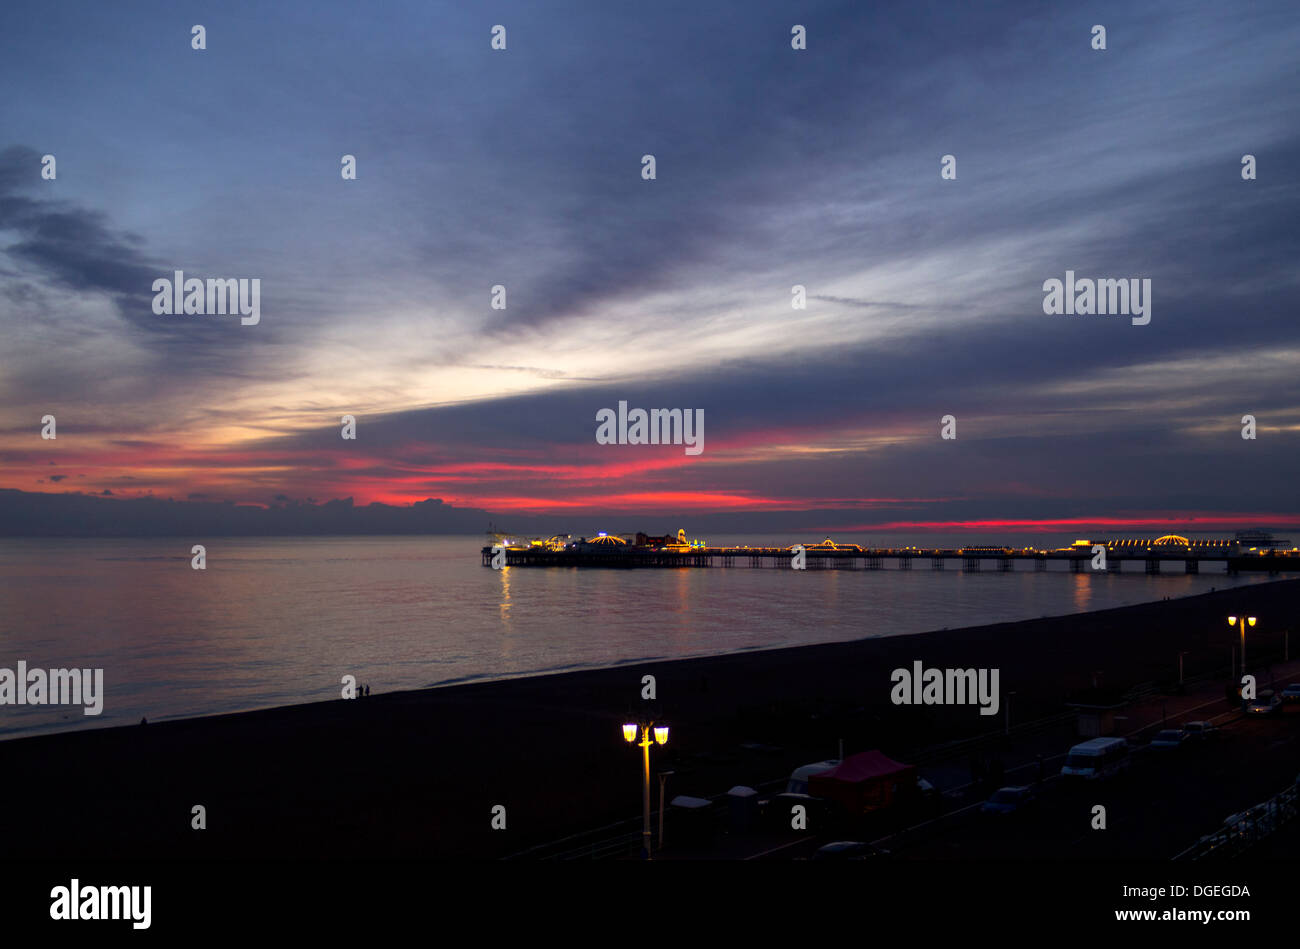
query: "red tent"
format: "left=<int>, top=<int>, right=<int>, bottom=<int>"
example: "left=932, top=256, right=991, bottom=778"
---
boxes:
left=807, top=750, right=917, bottom=814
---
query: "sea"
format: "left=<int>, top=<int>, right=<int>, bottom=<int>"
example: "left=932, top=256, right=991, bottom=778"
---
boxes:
left=0, top=533, right=1277, bottom=739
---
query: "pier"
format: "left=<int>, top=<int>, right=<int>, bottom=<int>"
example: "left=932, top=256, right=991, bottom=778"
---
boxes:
left=483, top=534, right=1300, bottom=573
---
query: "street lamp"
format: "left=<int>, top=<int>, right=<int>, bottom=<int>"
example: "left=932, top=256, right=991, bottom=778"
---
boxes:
left=1228, top=616, right=1257, bottom=681
left=622, top=720, right=669, bottom=859
left=658, top=770, right=675, bottom=848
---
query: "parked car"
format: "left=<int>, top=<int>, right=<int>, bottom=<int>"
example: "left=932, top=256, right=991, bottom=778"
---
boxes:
left=785, top=760, right=839, bottom=795
left=809, top=840, right=891, bottom=860
left=1245, top=690, right=1283, bottom=716
left=1149, top=728, right=1190, bottom=749
left=1280, top=684, right=1300, bottom=705
left=980, top=786, right=1037, bottom=816
left=757, top=793, right=834, bottom=830
left=1183, top=721, right=1218, bottom=740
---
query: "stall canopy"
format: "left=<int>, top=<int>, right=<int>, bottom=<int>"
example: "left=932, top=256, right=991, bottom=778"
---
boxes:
left=807, top=750, right=917, bottom=814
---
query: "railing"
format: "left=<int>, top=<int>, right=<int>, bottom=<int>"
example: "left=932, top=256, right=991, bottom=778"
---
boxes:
left=906, top=711, right=1076, bottom=768
left=1173, top=780, right=1299, bottom=860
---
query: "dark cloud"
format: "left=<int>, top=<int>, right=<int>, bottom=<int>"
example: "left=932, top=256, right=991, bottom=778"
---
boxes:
left=0, top=145, right=288, bottom=407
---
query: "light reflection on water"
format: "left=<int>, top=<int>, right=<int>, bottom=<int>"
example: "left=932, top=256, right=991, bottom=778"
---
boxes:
left=0, top=534, right=1272, bottom=739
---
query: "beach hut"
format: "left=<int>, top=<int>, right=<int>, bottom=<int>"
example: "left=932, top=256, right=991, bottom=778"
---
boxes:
left=669, top=794, right=715, bottom=843
left=1065, top=689, right=1129, bottom=738
left=726, top=785, right=758, bottom=830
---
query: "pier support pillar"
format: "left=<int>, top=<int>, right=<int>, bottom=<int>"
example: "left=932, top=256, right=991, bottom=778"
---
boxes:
left=1185, top=559, right=1198, bottom=574
left=932, top=558, right=944, bottom=570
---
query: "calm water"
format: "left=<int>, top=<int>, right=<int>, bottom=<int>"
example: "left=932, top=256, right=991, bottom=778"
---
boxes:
left=0, top=534, right=1274, bottom=739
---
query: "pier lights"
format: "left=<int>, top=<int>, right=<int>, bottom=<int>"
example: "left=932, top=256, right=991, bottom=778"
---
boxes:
left=622, top=720, right=670, bottom=859
left=1228, top=616, right=1256, bottom=680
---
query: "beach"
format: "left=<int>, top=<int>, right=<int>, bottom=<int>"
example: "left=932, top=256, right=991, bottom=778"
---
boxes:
left=3, top=579, right=1296, bottom=860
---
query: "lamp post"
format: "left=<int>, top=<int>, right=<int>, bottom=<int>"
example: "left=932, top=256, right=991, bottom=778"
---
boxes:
left=658, top=770, right=675, bottom=848
left=1228, top=615, right=1256, bottom=681
left=622, top=720, right=669, bottom=859
left=1178, top=650, right=1188, bottom=689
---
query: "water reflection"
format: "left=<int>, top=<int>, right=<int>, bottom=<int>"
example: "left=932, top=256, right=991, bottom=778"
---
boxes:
left=497, top=565, right=513, bottom=655
left=1072, top=572, right=1093, bottom=613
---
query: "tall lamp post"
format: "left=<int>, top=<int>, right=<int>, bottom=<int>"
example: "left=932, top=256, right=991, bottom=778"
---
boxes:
left=1228, top=615, right=1256, bottom=681
left=658, top=770, right=675, bottom=848
left=623, top=720, right=669, bottom=859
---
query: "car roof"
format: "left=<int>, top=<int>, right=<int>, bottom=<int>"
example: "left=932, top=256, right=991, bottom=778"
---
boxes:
left=1070, top=737, right=1127, bottom=751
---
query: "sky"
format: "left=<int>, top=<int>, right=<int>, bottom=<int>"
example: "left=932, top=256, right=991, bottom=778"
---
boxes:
left=1, top=0, right=1297, bottom=535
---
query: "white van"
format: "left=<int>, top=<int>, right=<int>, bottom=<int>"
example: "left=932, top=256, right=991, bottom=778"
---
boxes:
left=1060, top=737, right=1130, bottom=780
left=786, top=760, right=839, bottom=794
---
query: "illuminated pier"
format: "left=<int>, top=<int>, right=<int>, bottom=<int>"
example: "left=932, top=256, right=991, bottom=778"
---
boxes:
left=482, top=533, right=1300, bottom=573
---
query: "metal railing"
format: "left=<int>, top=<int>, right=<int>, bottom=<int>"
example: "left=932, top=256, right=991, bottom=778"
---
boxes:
left=1173, top=780, right=1299, bottom=860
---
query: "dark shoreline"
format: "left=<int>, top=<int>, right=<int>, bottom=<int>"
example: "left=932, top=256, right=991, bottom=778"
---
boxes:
left=2, top=578, right=1297, bottom=859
